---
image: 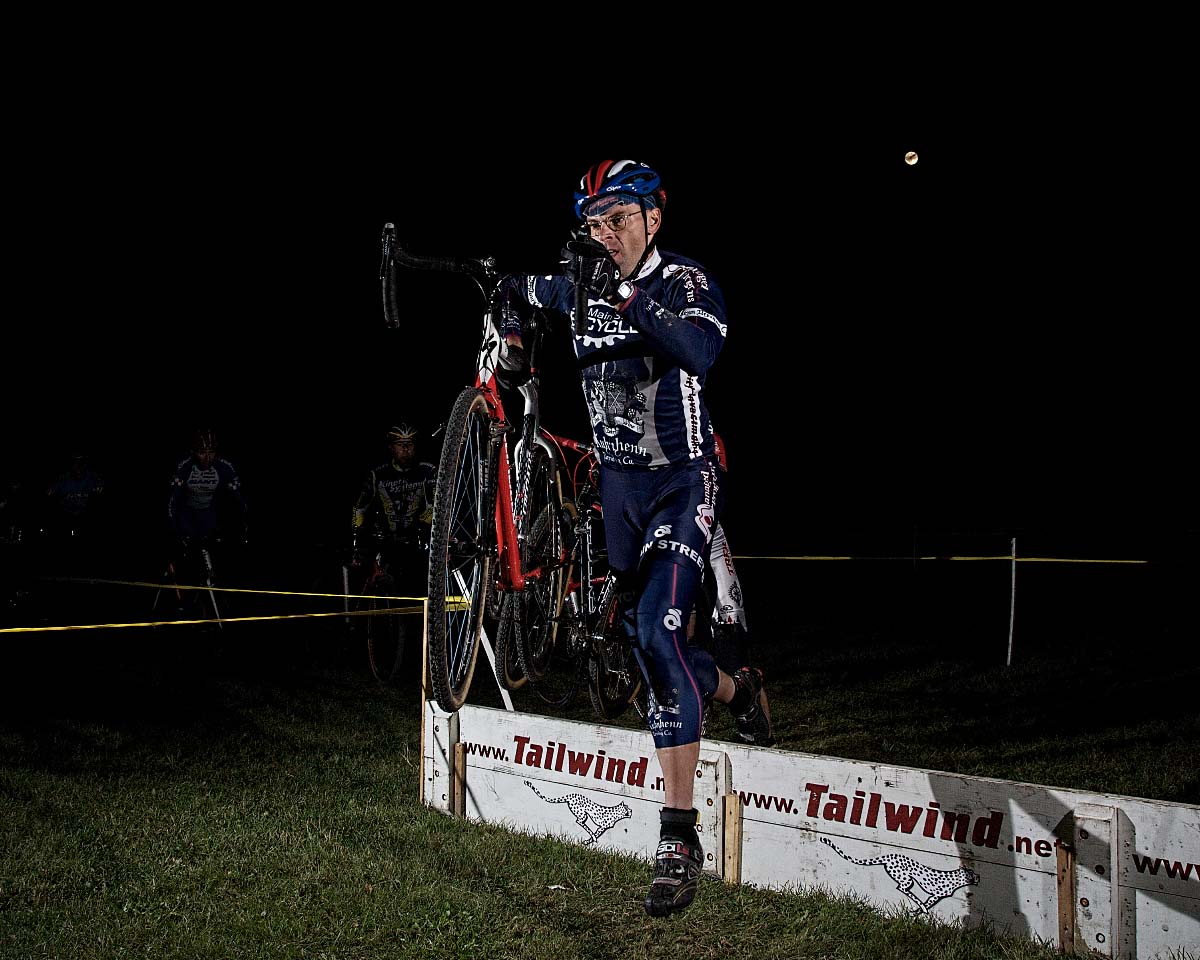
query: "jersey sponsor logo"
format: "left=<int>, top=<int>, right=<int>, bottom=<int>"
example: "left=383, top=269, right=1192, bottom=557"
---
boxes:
left=682, top=373, right=702, bottom=456
left=680, top=307, right=727, bottom=337
left=721, top=548, right=737, bottom=578
left=581, top=308, right=637, bottom=348
left=184, top=465, right=220, bottom=510
left=593, top=436, right=649, bottom=460
left=602, top=453, right=646, bottom=466
left=646, top=686, right=681, bottom=719
left=640, top=537, right=705, bottom=570
left=661, top=264, right=710, bottom=305
left=587, top=377, right=646, bottom=439
left=697, top=466, right=718, bottom=543
left=526, top=275, right=544, bottom=307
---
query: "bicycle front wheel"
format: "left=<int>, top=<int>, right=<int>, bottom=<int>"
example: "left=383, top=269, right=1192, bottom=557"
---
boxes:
left=426, top=387, right=494, bottom=713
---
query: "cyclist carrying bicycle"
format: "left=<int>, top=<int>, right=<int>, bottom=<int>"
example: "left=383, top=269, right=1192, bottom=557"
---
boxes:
left=498, top=159, right=770, bottom=917
left=349, top=423, right=435, bottom=580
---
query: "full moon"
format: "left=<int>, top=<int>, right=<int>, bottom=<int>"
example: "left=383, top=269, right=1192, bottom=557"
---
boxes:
left=905, top=151, right=918, bottom=166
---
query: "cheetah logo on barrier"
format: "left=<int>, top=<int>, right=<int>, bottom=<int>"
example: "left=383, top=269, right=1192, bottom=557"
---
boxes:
left=820, top=837, right=980, bottom=913
left=525, top=781, right=632, bottom=846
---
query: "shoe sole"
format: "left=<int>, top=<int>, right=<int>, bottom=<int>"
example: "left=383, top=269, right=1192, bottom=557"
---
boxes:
left=643, top=892, right=696, bottom=917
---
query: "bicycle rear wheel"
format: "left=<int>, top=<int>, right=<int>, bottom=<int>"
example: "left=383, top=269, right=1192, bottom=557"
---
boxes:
left=426, top=387, right=494, bottom=713
left=493, top=592, right=527, bottom=692
left=587, top=588, right=643, bottom=720
left=515, top=443, right=568, bottom=679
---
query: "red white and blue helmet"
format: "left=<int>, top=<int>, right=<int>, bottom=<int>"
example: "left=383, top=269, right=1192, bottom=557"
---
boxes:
left=574, top=159, right=666, bottom=219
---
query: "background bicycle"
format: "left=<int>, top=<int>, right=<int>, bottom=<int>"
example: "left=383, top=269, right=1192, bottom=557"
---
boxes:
left=151, top=534, right=228, bottom=629
left=347, top=530, right=426, bottom=685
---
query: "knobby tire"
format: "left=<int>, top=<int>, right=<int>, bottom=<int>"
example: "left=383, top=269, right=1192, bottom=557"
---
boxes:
left=426, top=387, right=493, bottom=712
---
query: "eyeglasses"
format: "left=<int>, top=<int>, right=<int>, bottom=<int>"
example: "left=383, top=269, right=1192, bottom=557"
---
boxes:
left=583, top=210, right=642, bottom=235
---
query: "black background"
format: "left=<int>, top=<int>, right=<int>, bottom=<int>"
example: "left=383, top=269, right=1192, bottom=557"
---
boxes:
left=7, top=90, right=1191, bottom=564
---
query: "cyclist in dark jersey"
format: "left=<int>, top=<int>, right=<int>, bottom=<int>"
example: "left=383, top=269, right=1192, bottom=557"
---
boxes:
left=349, top=423, right=435, bottom=580
left=45, top=453, right=105, bottom=537
left=167, top=428, right=247, bottom=543
left=164, top=428, right=248, bottom=607
left=42, top=451, right=107, bottom=577
left=499, top=159, right=770, bottom=917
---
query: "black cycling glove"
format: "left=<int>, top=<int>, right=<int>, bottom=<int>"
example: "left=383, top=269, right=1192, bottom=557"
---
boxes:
left=563, top=237, right=627, bottom=304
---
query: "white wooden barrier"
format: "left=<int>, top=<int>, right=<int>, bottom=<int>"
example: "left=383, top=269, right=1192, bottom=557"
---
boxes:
left=422, top=700, right=1199, bottom=960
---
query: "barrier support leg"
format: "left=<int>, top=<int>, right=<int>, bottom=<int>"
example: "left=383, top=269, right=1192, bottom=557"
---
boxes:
left=452, top=742, right=467, bottom=818
left=723, top=793, right=743, bottom=885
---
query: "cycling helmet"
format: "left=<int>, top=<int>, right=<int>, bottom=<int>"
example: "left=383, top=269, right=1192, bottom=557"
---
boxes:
left=192, top=428, right=217, bottom=452
left=574, top=159, right=666, bottom=219
left=387, top=423, right=418, bottom=443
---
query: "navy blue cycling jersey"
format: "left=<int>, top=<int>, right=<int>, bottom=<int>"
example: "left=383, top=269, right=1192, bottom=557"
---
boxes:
left=167, top=455, right=246, bottom=540
left=500, top=247, right=727, bottom=470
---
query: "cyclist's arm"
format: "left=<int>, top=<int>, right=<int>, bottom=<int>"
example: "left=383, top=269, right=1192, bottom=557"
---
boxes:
left=499, top=272, right=573, bottom=346
left=216, top=459, right=249, bottom=537
left=350, top=470, right=375, bottom=531
left=617, top=265, right=727, bottom=376
left=167, top=465, right=185, bottom=536
left=225, top=461, right=248, bottom=517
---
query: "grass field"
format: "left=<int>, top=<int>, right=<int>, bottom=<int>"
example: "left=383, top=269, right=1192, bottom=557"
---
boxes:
left=1, top=551, right=1196, bottom=959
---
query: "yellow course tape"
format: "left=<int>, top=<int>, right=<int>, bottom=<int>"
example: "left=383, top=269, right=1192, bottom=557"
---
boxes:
left=3, top=556, right=1148, bottom=634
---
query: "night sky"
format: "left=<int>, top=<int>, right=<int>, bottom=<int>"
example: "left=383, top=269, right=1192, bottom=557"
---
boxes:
left=8, top=97, right=1190, bottom=562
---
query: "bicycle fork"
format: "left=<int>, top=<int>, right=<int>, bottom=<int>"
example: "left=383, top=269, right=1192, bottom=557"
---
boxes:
left=200, top=547, right=223, bottom=628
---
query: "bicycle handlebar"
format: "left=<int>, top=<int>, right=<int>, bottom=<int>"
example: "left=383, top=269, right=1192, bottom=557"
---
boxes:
left=380, top=223, right=499, bottom=329
left=382, top=224, right=497, bottom=277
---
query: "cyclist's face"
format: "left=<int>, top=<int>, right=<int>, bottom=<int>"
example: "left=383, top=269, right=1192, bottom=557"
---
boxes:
left=390, top=440, right=415, bottom=465
left=583, top=202, right=659, bottom=279
left=194, top=447, right=215, bottom=468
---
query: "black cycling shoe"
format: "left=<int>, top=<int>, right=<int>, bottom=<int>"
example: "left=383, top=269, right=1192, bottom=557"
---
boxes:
left=731, top=667, right=775, bottom=747
left=644, top=837, right=705, bottom=917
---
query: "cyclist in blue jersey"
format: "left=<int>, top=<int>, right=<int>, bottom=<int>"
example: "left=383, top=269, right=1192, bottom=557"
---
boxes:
left=42, top=451, right=107, bottom=577
left=349, top=423, right=436, bottom=586
left=498, top=159, right=770, bottom=917
left=163, top=427, right=247, bottom=615
left=45, top=452, right=106, bottom=537
left=167, top=427, right=247, bottom=547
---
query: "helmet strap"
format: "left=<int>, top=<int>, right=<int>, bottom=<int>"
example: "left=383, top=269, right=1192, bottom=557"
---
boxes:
left=625, top=199, right=656, bottom=281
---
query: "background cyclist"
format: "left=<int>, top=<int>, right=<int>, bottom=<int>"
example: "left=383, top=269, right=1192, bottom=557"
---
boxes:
left=165, top=427, right=248, bottom=593
left=348, top=423, right=436, bottom=595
